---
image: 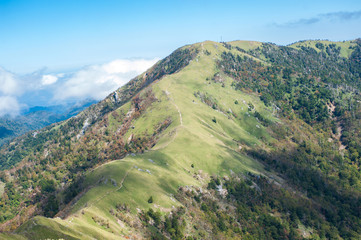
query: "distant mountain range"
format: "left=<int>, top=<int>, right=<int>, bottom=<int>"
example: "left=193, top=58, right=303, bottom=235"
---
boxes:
left=0, top=99, right=97, bottom=145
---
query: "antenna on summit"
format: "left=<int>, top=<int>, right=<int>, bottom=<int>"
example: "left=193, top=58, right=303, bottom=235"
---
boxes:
left=220, top=36, right=223, bottom=42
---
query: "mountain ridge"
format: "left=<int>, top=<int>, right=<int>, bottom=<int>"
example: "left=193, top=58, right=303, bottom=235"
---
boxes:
left=1, top=39, right=361, bottom=239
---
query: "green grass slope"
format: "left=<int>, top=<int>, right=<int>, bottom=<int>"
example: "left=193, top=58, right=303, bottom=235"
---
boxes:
left=9, top=41, right=281, bottom=239
left=228, top=40, right=262, bottom=51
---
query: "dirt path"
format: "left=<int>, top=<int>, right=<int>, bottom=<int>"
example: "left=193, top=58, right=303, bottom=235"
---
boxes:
left=81, top=164, right=134, bottom=212
left=58, top=164, right=134, bottom=221
left=165, top=88, right=183, bottom=126
left=153, top=83, right=183, bottom=150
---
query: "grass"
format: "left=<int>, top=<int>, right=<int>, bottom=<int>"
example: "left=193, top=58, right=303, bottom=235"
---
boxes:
left=12, top=41, right=282, bottom=239
left=0, top=233, right=27, bottom=240
left=15, top=216, right=81, bottom=240
left=123, top=86, right=177, bottom=141
left=107, top=101, right=131, bottom=132
left=228, top=40, right=262, bottom=51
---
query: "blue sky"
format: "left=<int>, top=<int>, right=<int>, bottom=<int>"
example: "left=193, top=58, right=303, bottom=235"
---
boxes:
left=1, top=0, right=361, bottom=73
left=0, top=0, right=361, bottom=115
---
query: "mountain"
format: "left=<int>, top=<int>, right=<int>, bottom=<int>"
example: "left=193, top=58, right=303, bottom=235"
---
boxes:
left=0, top=100, right=97, bottom=146
left=1, top=39, right=361, bottom=239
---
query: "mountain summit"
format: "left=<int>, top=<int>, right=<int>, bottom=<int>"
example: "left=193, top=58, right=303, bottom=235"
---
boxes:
left=1, top=39, right=361, bottom=239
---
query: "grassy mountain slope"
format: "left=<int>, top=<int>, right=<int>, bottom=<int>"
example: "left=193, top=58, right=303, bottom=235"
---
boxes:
left=1, top=39, right=361, bottom=239
left=6, top=41, right=276, bottom=239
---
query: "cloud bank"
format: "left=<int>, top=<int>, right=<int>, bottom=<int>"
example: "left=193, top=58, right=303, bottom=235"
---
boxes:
left=0, top=96, right=21, bottom=117
left=53, top=58, right=158, bottom=101
left=42, top=74, right=58, bottom=85
left=0, top=68, right=22, bottom=116
left=0, top=67, right=19, bottom=95
left=0, top=58, right=159, bottom=116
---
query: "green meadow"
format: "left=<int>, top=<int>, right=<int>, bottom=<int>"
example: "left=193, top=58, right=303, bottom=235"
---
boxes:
left=9, top=40, right=282, bottom=239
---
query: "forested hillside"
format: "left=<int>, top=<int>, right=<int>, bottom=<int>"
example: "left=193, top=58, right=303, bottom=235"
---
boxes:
left=1, top=39, right=361, bottom=239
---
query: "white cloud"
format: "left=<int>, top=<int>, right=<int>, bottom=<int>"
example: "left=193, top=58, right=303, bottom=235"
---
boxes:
left=41, top=74, right=58, bottom=85
left=0, top=67, right=19, bottom=95
left=103, top=59, right=158, bottom=74
left=0, top=68, right=22, bottom=116
left=54, top=58, right=158, bottom=101
left=0, top=58, right=159, bottom=116
left=0, top=96, right=21, bottom=117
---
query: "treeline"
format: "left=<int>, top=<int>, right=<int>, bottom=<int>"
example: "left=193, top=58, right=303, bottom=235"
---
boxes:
left=163, top=172, right=356, bottom=239
left=220, top=51, right=348, bottom=124
left=247, top=147, right=361, bottom=238
left=0, top=89, right=172, bottom=230
left=214, top=41, right=361, bottom=238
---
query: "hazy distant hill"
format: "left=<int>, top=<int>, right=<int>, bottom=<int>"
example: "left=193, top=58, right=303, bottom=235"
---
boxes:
left=0, top=100, right=97, bottom=146
left=1, top=39, right=361, bottom=239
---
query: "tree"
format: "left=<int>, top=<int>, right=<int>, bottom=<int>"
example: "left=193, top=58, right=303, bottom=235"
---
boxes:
left=315, top=42, right=324, bottom=50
